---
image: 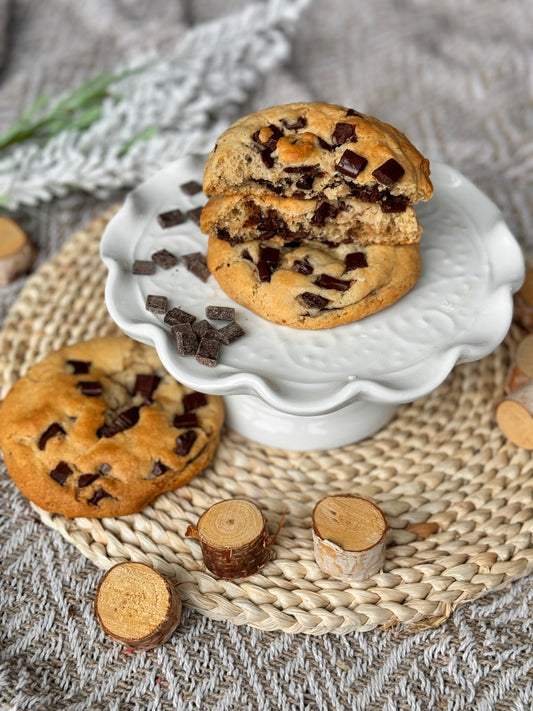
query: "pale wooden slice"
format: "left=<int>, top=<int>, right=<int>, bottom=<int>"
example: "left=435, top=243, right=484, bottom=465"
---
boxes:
left=496, top=381, right=533, bottom=449
left=0, top=216, right=37, bottom=285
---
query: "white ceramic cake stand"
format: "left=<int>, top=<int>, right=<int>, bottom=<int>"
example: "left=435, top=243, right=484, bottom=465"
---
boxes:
left=100, top=157, right=524, bottom=450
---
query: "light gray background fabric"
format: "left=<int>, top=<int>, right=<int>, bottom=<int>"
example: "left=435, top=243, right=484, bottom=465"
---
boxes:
left=1, top=1, right=532, bottom=709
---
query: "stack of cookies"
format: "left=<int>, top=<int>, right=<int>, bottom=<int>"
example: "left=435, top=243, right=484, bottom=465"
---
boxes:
left=201, top=102, right=433, bottom=329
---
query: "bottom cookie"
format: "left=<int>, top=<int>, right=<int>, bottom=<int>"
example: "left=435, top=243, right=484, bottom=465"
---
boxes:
left=0, top=336, right=224, bottom=518
left=207, top=235, right=421, bottom=329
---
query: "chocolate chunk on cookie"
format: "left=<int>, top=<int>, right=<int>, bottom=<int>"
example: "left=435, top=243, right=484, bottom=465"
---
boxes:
left=0, top=336, right=224, bottom=518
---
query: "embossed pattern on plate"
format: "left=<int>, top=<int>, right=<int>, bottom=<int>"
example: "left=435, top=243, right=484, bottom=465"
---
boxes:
left=101, top=159, right=524, bottom=416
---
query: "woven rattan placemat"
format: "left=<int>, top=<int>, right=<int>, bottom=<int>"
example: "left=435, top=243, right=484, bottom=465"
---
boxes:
left=1, top=207, right=532, bottom=635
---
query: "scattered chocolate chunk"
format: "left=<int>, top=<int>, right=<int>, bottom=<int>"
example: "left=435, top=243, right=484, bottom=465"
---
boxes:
left=259, top=245, right=280, bottom=266
left=98, top=423, right=124, bottom=438
left=372, top=158, right=405, bottom=186
left=180, top=180, right=203, bottom=196
left=164, top=307, right=196, bottom=326
left=152, top=249, right=178, bottom=269
left=206, top=305, right=235, bottom=321
left=196, top=337, right=220, bottom=367
left=192, top=319, right=217, bottom=339
left=300, top=292, right=330, bottom=309
left=146, top=294, right=168, bottom=314
left=242, top=249, right=253, bottom=262
left=117, top=406, right=140, bottom=429
left=133, top=374, right=161, bottom=398
left=257, top=260, right=272, bottom=282
left=66, top=359, right=91, bottom=374
left=345, top=252, right=368, bottom=271
left=173, top=412, right=199, bottom=428
left=78, top=473, right=99, bottom=488
left=182, top=252, right=210, bottom=282
left=176, top=330, right=199, bottom=357
left=337, top=150, right=368, bottom=179
left=38, top=423, right=66, bottom=450
left=76, top=381, right=103, bottom=397
left=381, top=194, right=409, bottom=213
left=88, top=488, right=113, bottom=506
left=346, top=108, right=363, bottom=117
left=187, top=207, right=204, bottom=225
left=133, top=260, right=155, bottom=275
left=280, top=116, right=307, bottom=130
left=150, top=461, right=169, bottom=478
left=175, top=430, right=197, bottom=456
left=258, top=209, right=287, bottom=235
left=183, top=392, right=207, bottom=411
left=157, top=209, right=187, bottom=228
left=315, top=274, right=351, bottom=291
left=293, top=257, right=313, bottom=275
left=172, top=322, right=194, bottom=335
left=216, top=322, right=245, bottom=345
left=312, top=202, right=339, bottom=226
left=318, top=136, right=334, bottom=152
left=50, top=462, right=73, bottom=486
left=100, top=463, right=112, bottom=476
left=332, top=122, right=356, bottom=145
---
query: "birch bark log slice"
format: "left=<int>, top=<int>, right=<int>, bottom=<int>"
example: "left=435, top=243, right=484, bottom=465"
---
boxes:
left=0, top=216, right=37, bottom=285
left=496, top=380, right=533, bottom=449
left=94, top=562, right=181, bottom=650
left=186, top=499, right=271, bottom=579
left=312, top=494, right=387, bottom=582
left=506, top=334, right=533, bottom=392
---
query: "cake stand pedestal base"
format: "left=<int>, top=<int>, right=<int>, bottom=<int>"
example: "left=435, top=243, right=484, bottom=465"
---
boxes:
left=223, top=394, right=399, bottom=451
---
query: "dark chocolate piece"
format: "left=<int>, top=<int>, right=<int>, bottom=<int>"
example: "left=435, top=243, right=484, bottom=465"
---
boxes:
left=196, top=337, right=220, bottom=367
left=152, top=249, right=178, bottom=269
left=117, top=406, right=140, bottom=429
left=257, top=260, right=272, bottom=282
left=174, top=430, right=197, bottom=456
left=242, top=249, right=253, bottom=262
left=50, top=461, right=73, bottom=486
left=346, top=109, right=363, bottom=117
left=146, top=294, right=168, bottom=314
left=172, top=322, right=194, bottom=335
left=315, top=274, right=351, bottom=291
left=260, top=149, right=275, bottom=169
left=133, top=374, right=161, bottom=398
left=133, top=260, right=155, bottom=275
left=292, top=257, right=313, bottom=275
left=183, top=391, right=208, bottom=411
left=280, top=116, right=307, bottom=130
left=381, top=194, right=409, bottom=213
left=345, top=252, right=368, bottom=271
left=182, top=252, right=210, bottom=282
left=372, top=158, right=405, bottom=186
left=38, top=423, right=66, bottom=450
left=332, top=122, right=356, bottom=145
left=76, top=381, right=102, bottom=397
left=87, top=488, right=112, bottom=506
left=318, top=136, right=334, bottom=152
left=258, top=209, right=287, bottom=235
left=259, top=245, right=280, bottom=266
left=337, top=150, right=368, bottom=179
left=78, top=473, right=99, bottom=488
left=164, top=307, right=196, bottom=326
left=216, top=322, right=245, bottom=345
left=180, top=180, right=203, bottom=196
left=150, top=461, right=169, bottom=478
left=205, top=305, right=235, bottom=321
left=300, top=292, right=330, bottom=309
left=187, top=207, right=204, bottom=225
left=176, top=330, right=199, bottom=357
left=173, top=412, right=199, bottom=428
left=66, top=359, right=91, bottom=374
left=252, top=124, right=283, bottom=150
left=312, top=202, right=339, bottom=226
left=192, top=319, right=217, bottom=339
left=97, top=422, right=124, bottom=438
left=157, top=209, right=186, bottom=228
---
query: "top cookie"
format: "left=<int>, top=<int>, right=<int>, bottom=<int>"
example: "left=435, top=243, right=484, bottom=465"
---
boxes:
left=203, top=102, right=433, bottom=207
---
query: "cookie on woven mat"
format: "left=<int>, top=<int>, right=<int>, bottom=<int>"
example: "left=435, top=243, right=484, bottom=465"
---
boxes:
left=203, top=102, right=433, bottom=206
left=200, top=192, right=422, bottom=247
left=207, top=235, right=420, bottom=329
left=0, top=336, right=224, bottom=518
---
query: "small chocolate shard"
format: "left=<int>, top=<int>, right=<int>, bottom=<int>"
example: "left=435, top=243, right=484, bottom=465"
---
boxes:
left=257, top=260, right=272, bottom=282
left=216, top=322, right=245, bottom=345
left=175, top=430, right=197, bottom=456
left=206, top=305, right=235, bottom=321
left=76, top=381, right=103, bottom=397
left=332, top=122, right=356, bottom=145
left=337, top=150, right=368, bottom=179
left=259, top=245, right=280, bottom=266
left=176, top=330, right=199, bottom=357
left=183, top=391, right=207, bottom=411
left=346, top=108, right=363, bottom=118
left=315, top=274, right=351, bottom=291
left=242, top=249, right=253, bottom=262
left=133, top=374, right=161, bottom=398
left=150, top=461, right=169, bottom=478
left=117, top=406, right=140, bottom=429
left=50, top=462, right=73, bottom=486
left=164, top=307, right=196, bottom=326
left=312, top=202, right=339, bottom=226
left=132, top=260, right=155, bottom=275
left=78, top=473, right=99, bottom=488
left=293, top=257, right=313, bottom=275
left=187, top=206, right=204, bottom=225
left=157, top=209, right=186, bottom=228
left=345, top=252, right=368, bottom=271
left=152, top=249, right=178, bottom=269
left=318, top=136, right=334, bottom=152
left=38, top=423, right=66, bottom=450
left=146, top=294, right=168, bottom=314
left=260, top=149, right=275, bottom=169
left=180, top=180, right=203, bottom=196
left=196, top=337, right=220, bottom=368
left=66, top=359, right=91, bottom=374
left=300, top=292, right=330, bottom=310
left=372, top=158, right=405, bottom=186
left=173, top=412, right=199, bottom=428
left=280, top=116, right=307, bottom=130
left=88, top=488, right=113, bottom=506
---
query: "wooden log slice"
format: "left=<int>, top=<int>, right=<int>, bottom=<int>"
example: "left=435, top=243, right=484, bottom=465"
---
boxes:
left=513, top=266, right=533, bottom=332
left=94, top=562, right=181, bottom=650
left=496, top=380, right=533, bottom=449
left=0, top=216, right=37, bottom=285
left=506, top=333, right=533, bottom=393
left=312, top=494, right=387, bottom=582
left=186, top=499, right=271, bottom=579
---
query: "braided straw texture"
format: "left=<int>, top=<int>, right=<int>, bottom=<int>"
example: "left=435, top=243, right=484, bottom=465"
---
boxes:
left=1, top=207, right=532, bottom=636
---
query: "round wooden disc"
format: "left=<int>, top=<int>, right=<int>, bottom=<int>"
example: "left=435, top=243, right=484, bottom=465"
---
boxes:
left=496, top=399, right=533, bottom=449
left=197, top=499, right=265, bottom=548
left=516, top=335, right=533, bottom=378
left=0, top=217, right=28, bottom=258
left=313, top=494, right=387, bottom=552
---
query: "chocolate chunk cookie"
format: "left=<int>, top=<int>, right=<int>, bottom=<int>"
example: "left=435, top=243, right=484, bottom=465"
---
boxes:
left=206, top=235, right=420, bottom=329
left=0, top=336, right=224, bottom=517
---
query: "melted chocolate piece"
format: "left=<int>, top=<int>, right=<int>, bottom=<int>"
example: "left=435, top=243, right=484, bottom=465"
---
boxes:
left=258, top=209, right=287, bottom=234
left=349, top=183, right=382, bottom=203
left=280, top=116, right=307, bottom=130
left=183, top=392, right=207, bottom=411
left=312, top=202, right=339, bottom=226
left=66, top=359, right=91, bottom=374
left=76, top=381, right=102, bottom=397
left=132, top=260, right=155, bottom=275
left=88, top=488, right=112, bottom=506
left=318, top=136, right=334, bottom=152
left=117, top=406, right=140, bottom=429
left=97, top=422, right=124, bottom=438
left=260, top=150, right=275, bottom=169
left=152, top=249, right=178, bottom=269
left=175, top=430, right=197, bottom=456
left=150, top=461, right=169, bottom=478
left=346, top=108, right=363, bottom=117
left=157, top=209, right=186, bottom=228
left=345, top=252, right=368, bottom=271
left=78, top=473, right=99, bottom=488
left=300, top=292, right=330, bottom=309
left=173, top=412, right=199, bottom=428
left=50, top=462, right=73, bottom=486
left=372, top=158, right=405, bottom=186
left=315, top=274, right=351, bottom=291
left=133, top=374, right=161, bottom=398
left=145, top=295, right=168, bottom=314
left=38, top=423, right=66, bottom=450
left=292, top=257, right=313, bottom=275
left=332, top=122, right=356, bottom=145
left=337, top=150, right=368, bottom=179
left=180, top=180, right=203, bottom=195
left=381, top=194, right=409, bottom=213
left=242, top=249, right=253, bottom=261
